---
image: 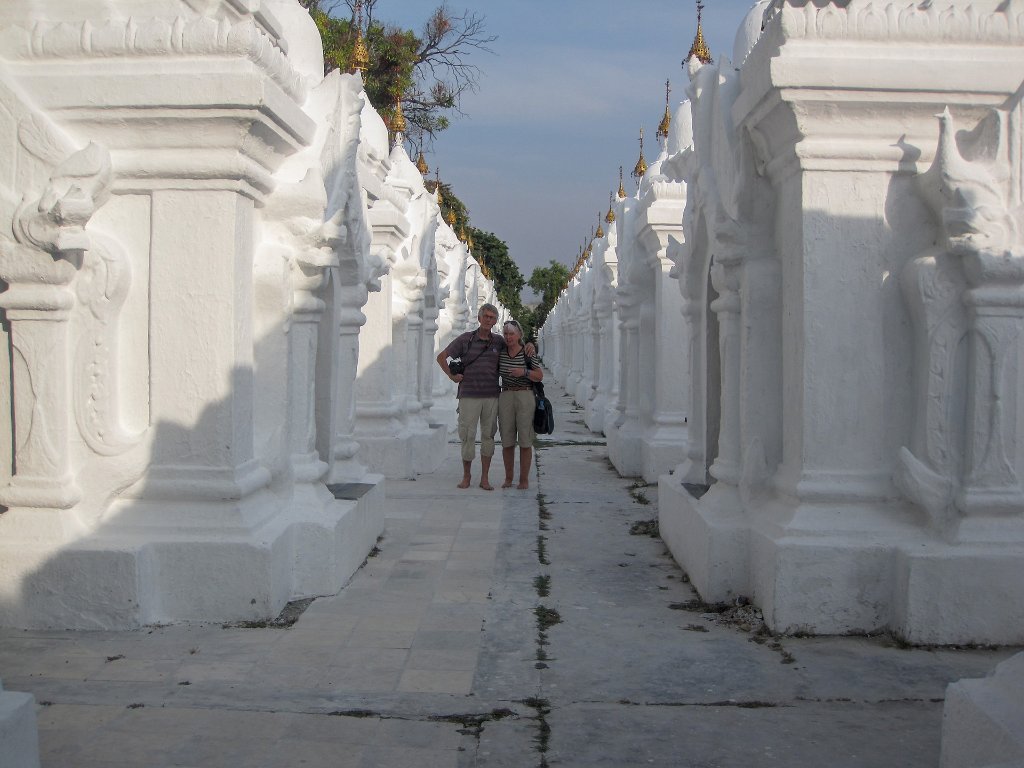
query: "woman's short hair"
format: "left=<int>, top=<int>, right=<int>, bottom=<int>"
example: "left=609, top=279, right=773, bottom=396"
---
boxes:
left=503, top=320, right=522, bottom=335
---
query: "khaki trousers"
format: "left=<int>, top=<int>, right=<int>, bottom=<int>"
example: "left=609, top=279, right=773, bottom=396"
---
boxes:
left=457, top=397, right=498, bottom=461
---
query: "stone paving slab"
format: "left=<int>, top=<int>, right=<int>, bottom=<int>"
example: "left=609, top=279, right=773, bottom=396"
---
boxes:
left=0, top=390, right=1019, bottom=767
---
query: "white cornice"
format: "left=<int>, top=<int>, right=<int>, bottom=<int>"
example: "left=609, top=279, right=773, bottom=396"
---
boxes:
left=0, top=15, right=305, bottom=104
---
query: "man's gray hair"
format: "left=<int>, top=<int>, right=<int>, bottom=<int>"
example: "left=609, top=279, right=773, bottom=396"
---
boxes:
left=478, top=303, right=499, bottom=318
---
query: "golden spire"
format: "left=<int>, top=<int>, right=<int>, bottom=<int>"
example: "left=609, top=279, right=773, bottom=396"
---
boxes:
left=467, top=232, right=475, bottom=251
left=445, top=208, right=456, bottom=228
left=632, top=127, right=648, bottom=181
left=656, top=80, right=672, bottom=142
left=686, top=1, right=713, bottom=65
left=351, top=1, right=370, bottom=73
left=596, top=212, right=604, bottom=240
left=605, top=191, right=616, bottom=224
left=391, top=97, right=407, bottom=137
left=434, top=168, right=443, bottom=204
left=617, top=166, right=626, bottom=199
left=416, top=149, right=429, bottom=175
left=458, top=222, right=467, bottom=242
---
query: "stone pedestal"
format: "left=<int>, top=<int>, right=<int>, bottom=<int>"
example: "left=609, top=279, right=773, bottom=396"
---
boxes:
left=0, top=680, right=39, bottom=768
left=0, top=2, right=385, bottom=629
left=941, top=653, right=1024, bottom=768
left=585, top=233, right=618, bottom=434
left=659, top=1, right=1024, bottom=644
left=635, top=178, right=688, bottom=482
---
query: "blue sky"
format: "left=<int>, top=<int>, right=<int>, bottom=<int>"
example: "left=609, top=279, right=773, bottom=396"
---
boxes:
left=374, top=1, right=758, bottom=281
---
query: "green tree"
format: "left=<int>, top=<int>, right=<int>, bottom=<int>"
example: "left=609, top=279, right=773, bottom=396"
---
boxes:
left=303, top=1, right=494, bottom=146
left=528, top=260, right=571, bottom=333
left=469, top=229, right=522, bottom=307
left=431, top=178, right=534, bottom=339
left=434, top=180, right=468, bottom=238
left=468, top=227, right=539, bottom=337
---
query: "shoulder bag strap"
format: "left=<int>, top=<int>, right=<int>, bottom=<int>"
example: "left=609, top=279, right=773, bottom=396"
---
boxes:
left=461, top=336, right=491, bottom=370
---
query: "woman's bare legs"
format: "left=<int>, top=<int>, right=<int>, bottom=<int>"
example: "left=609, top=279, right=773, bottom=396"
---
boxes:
left=502, top=446, right=516, bottom=488
left=517, top=447, right=532, bottom=489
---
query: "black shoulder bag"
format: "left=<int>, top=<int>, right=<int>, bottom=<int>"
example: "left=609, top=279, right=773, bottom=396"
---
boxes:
left=525, top=356, right=554, bottom=435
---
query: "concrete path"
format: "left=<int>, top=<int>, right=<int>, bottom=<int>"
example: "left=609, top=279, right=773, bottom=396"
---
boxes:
left=0, top=391, right=1018, bottom=767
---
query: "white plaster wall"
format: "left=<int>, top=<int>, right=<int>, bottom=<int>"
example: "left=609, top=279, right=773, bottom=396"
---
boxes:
left=0, top=0, right=386, bottom=629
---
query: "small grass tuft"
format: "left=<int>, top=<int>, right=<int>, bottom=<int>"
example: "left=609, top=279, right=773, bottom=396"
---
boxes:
left=533, top=574, right=551, bottom=597
left=629, top=519, right=660, bottom=537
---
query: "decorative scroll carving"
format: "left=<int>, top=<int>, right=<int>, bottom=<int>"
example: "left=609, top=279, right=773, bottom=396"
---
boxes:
left=772, top=1, right=1024, bottom=45
left=0, top=16, right=306, bottom=104
left=72, top=231, right=144, bottom=457
left=13, top=141, right=110, bottom=258
left=898, top=107, right=1024, bottom=537
left=0, top=137, right=123, bottom=508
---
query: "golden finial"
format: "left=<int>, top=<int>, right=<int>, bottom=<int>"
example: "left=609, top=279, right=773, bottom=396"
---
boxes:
left=596, top=212, right=604, bottom=240
left=656, top=80, right=672, bottom=142
left=351, top=1, right=370, bottom=73
left=605, top=191, right=616, bottom=224
left=686, top=1, right=713, bottom=65
left=391, top=97, right=407, bottom=137
left=445, top=209, right=456, bottom=228
left=415, top=150, right=429, bottom=175
left=617, top=166, right=626, bottom=199
left=458, top=222, right=467, bottom=242
left=467, top=232, right=475, bottom=251
left=632, top=127, right=648, bottom=181
left=434, top=168, right=443, bottom=204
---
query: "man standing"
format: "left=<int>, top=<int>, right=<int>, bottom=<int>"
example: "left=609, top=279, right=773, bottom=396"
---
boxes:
left=436, top=304, right=533, bottom=490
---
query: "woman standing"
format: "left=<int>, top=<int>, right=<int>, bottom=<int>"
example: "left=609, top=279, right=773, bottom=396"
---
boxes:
left=498, top=320, right=543, bottom=489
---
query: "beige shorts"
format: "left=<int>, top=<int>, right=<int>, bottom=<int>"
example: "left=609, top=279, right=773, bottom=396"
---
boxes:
left=457, top=396, right=498, bottom=461
left=498, top=389, right=536, bottom=448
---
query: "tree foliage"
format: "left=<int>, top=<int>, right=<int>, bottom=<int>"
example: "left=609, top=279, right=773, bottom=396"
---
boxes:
left=434, top=181, right=468, bottom=238
left=302, top=1, right=495, bottom=147
left=469, top=227, right=533, bottom=334
left=434, top=180, right=533, bottom=338
left=527, top=260, right=572, bottom=334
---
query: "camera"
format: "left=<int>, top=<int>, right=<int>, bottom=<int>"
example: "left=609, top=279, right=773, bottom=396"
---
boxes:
left=448, top=359, right=465, bottom=376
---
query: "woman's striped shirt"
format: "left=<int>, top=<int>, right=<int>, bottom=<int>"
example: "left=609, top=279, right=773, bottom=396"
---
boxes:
left=499, top=348, right=540, bottom=389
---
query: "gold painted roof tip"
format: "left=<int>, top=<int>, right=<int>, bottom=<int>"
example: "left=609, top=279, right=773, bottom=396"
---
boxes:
left=391, top=98, right=407, bottom=136
left=632, top=127, right=648, bottom=180
left=605, top=192, right=616, bottom=223
left=657, top=80, right=672, bottom=141
left=686, top=1, right=713, bottom=65
left=596, top=212, right=604, bottom=240
left=416, top=150, right=429, bottom=175
left=351, top=1, right=370, bottom=73
left=617, top=166, right=626, bottom=199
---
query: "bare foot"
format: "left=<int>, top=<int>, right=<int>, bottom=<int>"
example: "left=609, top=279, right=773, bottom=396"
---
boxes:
left=502, top=478, right=513, bottom=488
left=517, top=481, right=529, bottom=490
left=479, top=480, right=493, bottom=491
left=457, top=477, right=471, bottom=489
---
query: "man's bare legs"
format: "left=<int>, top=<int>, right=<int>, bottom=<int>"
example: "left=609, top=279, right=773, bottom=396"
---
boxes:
left=480, top=455, right=493, bottom=490
left=518, top=447, right=532, bottom=489
left=502, top=446, right=516, bottom=488
left=458, top=460, right=472, bottom=489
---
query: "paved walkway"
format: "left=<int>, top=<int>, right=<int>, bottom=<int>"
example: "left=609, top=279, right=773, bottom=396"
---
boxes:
left=1, top=392, right=1018, bottom=767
